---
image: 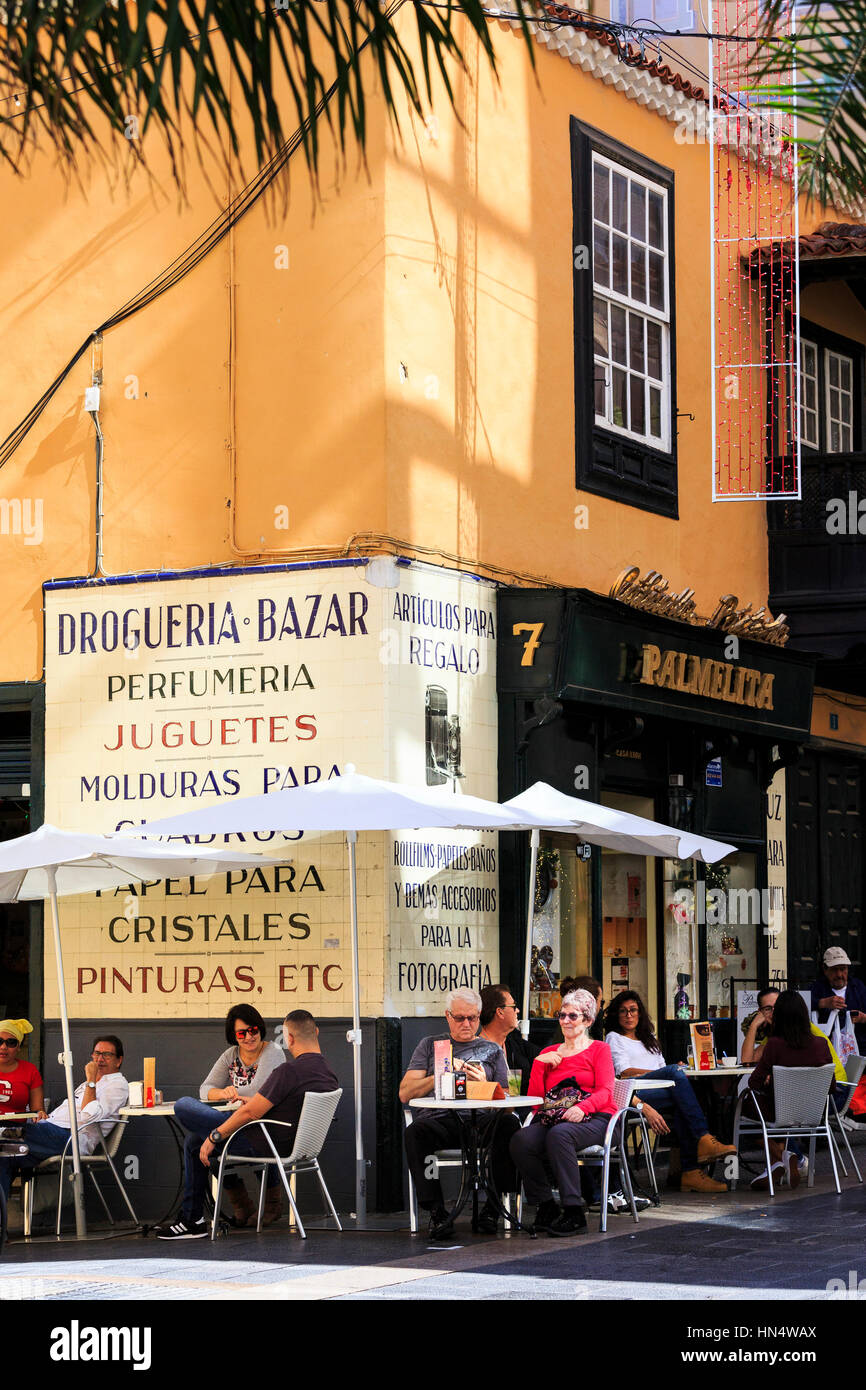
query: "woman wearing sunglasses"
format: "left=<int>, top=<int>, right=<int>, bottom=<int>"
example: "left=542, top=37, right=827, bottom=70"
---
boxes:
left=509, top=988, right=615, bottom=1237
left=0, top=1019, right=45, bottom=1120
left=603, top=991, right=735, bottom=1195
left=174, top=1005, right=284, bottom=1227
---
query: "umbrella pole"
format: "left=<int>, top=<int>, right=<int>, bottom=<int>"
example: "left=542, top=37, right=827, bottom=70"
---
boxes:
left=45, top=871, right=87, bottom=1239
left=520, top=829, right=540, bottom=1040
left=346, top=831, right=366, bottom=1224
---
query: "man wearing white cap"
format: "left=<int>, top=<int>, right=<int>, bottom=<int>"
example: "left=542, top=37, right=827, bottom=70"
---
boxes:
left=810, top=948, right=866, bottom=1050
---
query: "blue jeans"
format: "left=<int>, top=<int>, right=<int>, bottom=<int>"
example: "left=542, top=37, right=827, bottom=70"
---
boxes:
left=635, top=1065, right=711, bottom=1172
left=173, top=1097, right=276, bottom=1224
left=0, top=1121, right=72, bottom=1198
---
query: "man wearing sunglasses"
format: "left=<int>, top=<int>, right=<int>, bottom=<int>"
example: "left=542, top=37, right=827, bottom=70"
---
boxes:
left=400, top=987, right=512, bottom=1240
left=0, top=1035, right=128, bottom=1200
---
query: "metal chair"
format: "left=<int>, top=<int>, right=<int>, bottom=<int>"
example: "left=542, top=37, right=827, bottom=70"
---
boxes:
left=211, top=1089, right=342, bottom=1240
left=403, top=1108, right=464, bottom=1234
left=732, top=1064, right=839, bottom=1197
left=512, top=1079, right=658, bottom=1234
left=829, top=1054, right=866, bottom=1182
left=20, top=1118, right=140, bottom=1235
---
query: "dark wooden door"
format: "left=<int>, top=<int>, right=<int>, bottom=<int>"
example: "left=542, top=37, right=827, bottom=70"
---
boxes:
left=787, top=753, right=864, bottom=984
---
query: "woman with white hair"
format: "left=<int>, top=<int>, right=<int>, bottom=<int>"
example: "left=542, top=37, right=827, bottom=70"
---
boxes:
left=509, top=988, right=615, bottom=1237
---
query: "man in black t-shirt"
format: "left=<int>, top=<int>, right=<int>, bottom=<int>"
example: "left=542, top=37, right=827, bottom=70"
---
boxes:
left=155, top=1010, right=339, bottom=1239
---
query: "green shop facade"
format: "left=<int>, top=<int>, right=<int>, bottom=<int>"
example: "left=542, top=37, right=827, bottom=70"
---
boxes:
left=497, top=586, right=816, bottom=1060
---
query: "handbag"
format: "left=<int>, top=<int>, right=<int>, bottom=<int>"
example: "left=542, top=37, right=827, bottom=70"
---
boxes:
left=536, top=1076, right=591, bottom=1127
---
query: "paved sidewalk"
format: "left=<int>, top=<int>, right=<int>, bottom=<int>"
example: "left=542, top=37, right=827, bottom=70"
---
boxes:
left=2, top=1168, right=865, bottom=1301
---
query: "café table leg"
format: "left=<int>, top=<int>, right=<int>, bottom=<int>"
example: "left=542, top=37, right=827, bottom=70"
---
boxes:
left=475, top=1112, right=537, bottom=1236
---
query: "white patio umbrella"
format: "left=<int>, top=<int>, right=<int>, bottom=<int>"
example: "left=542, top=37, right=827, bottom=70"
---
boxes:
left=120, top=767, right=530, bottom=1224
left=501, top=783, right=737, bottom=1036
left=0, top=825, right=275, bottom=1239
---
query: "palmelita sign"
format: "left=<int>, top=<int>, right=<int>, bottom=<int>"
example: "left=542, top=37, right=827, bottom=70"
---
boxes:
left=43, top=559, right=499, bottom=1019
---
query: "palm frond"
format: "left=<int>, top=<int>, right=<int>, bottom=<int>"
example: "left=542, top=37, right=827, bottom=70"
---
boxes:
left=0, top=0, right=537, bottom=188
left=748, top=0, right=866, bottom=207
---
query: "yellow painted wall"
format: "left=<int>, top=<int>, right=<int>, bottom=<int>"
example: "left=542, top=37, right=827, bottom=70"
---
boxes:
left=0, top=15, right=862, bottom=686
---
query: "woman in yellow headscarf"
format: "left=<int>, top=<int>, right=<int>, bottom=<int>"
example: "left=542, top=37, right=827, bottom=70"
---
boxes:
left=0, top=1020, right=45, bottom=1118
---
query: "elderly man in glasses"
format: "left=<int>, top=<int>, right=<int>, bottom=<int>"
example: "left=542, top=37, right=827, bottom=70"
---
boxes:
left=400, top=987, right=512, bottom=1240
left=0, top=1034, right=128, bottom=1199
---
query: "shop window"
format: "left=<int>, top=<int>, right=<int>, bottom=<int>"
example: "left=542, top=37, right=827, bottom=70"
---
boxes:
left=601, top=791, right=657, bottom=1022
left=664, top=858, right=699, bottom=1021
left=528, top=835, right=592, bottom=1018
left=663, top=851, right=760, bottom=1023
left=705, top=852, right=759, bottom=1021
left=572, top=118, right=678, bottom=518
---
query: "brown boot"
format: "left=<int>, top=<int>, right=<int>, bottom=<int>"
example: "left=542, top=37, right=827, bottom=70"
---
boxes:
left=225, top=1184, right=255, bottom=1228
left=696, top=1134, right=737, bottom=1162
left=681, top=1169, right=729, bottom=1194
left=263, top=1187, right=283, bottom=1226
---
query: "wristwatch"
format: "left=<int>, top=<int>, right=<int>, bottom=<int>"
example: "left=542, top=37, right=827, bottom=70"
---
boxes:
left=631, top=1098, right=644, bottom=1112
left=209, top=1129, right=224, bottom=1145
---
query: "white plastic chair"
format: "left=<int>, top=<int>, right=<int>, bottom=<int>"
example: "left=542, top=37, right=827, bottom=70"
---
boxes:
left=732, top=1064, right=839, bottom=1197
left=403, top=1109, right=464, bottom=1233
left=513, top=1079, right=658, bottom=1234
left=829, top=1054, right=866, bottom=1182
left=21, top=1118, right=140, bottom=1235
left=211, top=1089, right=342, bottom=1240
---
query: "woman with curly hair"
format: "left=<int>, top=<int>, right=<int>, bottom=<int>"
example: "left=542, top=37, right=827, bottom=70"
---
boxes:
left=603, top=991, right=735, bottom=1195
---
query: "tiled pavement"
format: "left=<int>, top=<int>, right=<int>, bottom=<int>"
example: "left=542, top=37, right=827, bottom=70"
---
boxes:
left=3, top=1165, right=866, bottom=1301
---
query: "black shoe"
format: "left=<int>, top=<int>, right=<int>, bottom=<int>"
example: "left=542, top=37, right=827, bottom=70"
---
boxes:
left=475, top=1202, right=499, bottom=1235
left=548, top=1206, right=588, bottom=1237
left=154, top=1216, right=208, bottom=1240
left=426, top=1206, right=455, bottom=1241
left=532, top=1199, right=561, bottom=1234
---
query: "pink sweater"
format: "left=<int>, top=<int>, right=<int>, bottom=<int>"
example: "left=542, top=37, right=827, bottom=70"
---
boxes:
left=527, top=1040, right=616, bottom=1116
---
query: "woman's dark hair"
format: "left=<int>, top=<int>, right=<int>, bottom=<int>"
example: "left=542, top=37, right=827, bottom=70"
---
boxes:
left=770, top=989, right=812, bottom=1049
left=603, top=991, right=662, bottom=1054
left=225, top=1004, right=268, bottom=1047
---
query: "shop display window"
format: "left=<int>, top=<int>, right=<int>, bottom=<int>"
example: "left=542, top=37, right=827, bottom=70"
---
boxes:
left=664, top=858, right=699, bottom=1020
left=528, top=835, right=592, bottom=1018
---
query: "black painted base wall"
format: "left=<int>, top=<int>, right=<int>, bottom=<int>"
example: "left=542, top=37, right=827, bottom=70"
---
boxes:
left=43, top=1018, right=378, bottom=1223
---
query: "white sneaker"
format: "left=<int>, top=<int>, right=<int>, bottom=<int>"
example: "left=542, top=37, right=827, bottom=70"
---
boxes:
left=750, top=1162, right=784, bottom=1191
left=784, top=1151, right=807, bottom=1189
left=840, top=1115, right=862, bottom=1132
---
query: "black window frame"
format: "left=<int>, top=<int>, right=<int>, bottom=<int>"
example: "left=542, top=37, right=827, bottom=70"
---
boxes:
left=798, top=317, right=864, bottom=456
left=571, top=117, right=679, bottom=518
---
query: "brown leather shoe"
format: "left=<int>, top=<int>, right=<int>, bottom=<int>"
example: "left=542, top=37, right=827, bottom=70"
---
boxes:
left=696, top=1134, right=737, bottom=1162
left=681, top=1169, right=729, bottom=1194
left=263, top=1187, right=283, bottom=1226
left=226, top=1184, right=255, bottom=1228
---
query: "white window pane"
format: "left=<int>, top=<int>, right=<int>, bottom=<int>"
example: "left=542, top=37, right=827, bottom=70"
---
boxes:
left=649, top=386, right=662, bottom=437
left=648, top=192, right=664, bottom=249
left=841, top=357, right=852, bottom=390
left=612, top=368, right=627, bottom=428
left=593, top=163, right=610, bottom=222
left=630, top=244, right=646, bottom=303
left=647, top=321, right=662, bottom=379
left=841, top=393, right=851, bottom=425
left=594, top=297, right=608, bottom=356
left=630, top=183, right=646, bottom=242
left=829, top=355, right=839, bottom=387
left=630, top=375, right=646, bottom=434
left=594, top=364, right=607, bottom=417
left=612, top=173, right=628, bottom=233
left=594, top=225, right=610, bottom=288
left=612, top=235, right=628, bottom=295
left=628, top=314, right=645, bottom=372
left=648, top=252, right=665, bottom=310
left=611, top=305, right=627, bottom=365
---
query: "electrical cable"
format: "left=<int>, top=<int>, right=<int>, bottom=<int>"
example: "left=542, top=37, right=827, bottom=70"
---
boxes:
left=0, top=1, right=405, bottom=473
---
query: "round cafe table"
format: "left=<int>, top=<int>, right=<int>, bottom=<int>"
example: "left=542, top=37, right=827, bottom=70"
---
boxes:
left=119, top=1102, right=234, bottom=1231
left=409, top=1096, right=540, bottom=1236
